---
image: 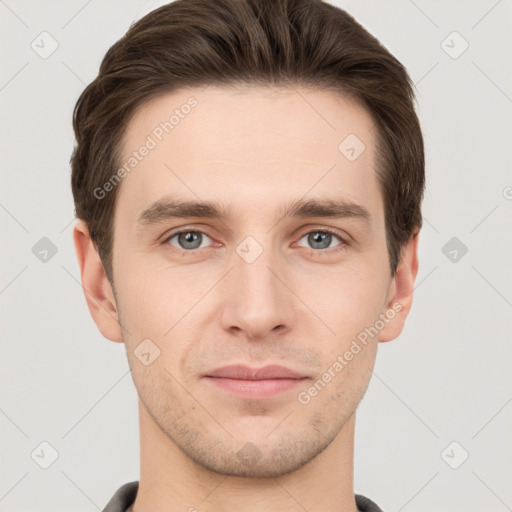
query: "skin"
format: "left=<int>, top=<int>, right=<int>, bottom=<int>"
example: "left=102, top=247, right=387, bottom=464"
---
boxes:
left=74, top=85, right=419, bottom=512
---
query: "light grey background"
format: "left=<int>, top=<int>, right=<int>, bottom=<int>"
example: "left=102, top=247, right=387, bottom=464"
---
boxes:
left=1, top=1, right=511, bottom=511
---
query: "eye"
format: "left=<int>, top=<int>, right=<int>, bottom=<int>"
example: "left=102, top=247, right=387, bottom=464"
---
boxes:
left=296, top=229, right=345, bottom=251
left=161, top=227, right=347, bottom=255
left=164, top=229, right=213, bottom=251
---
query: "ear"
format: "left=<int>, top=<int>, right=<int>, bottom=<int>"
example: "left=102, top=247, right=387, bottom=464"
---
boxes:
left=73, top=219, right=124, bottom=343
left=378, top=229, right=420, bottom=343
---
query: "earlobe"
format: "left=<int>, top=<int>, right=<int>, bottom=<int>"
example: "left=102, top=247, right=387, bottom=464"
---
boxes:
left=73, top=219, right=124, bottom=343
left=378, top=229, right=420, bottom=343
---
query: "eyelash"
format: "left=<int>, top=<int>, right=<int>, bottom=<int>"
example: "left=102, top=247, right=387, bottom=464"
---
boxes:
left=161, top=227, right=348, bottom=255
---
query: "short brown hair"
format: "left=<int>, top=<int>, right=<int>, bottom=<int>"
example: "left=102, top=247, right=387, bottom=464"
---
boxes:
left=71, top=0, right=424, bottom=284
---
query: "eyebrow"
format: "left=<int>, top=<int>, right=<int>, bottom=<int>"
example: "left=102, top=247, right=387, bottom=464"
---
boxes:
left=136, top=194, right=371, bottom=228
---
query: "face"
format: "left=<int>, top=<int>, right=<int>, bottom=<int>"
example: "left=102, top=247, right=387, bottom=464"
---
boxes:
left=103, top=85, right=402, bottom=477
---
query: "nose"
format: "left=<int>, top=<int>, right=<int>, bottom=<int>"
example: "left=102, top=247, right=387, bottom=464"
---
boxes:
left=220, top=245, right=296, bottom=341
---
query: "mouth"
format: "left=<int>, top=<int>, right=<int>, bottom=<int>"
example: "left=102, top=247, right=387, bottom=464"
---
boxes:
left=202, top=365, right=309, bottom=399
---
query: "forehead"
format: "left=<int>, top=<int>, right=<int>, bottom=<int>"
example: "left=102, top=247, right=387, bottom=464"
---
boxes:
left=115, top=85, right=380, bottom=226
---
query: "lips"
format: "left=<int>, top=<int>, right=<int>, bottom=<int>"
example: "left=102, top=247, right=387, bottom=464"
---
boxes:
left=202, top=365, right=308, bottom=399
left=204, top=364, right=305, bottom=380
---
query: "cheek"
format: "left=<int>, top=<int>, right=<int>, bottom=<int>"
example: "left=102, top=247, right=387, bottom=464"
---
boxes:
left=293, top=263, right=389, bottom=338
left=114, top=254, right=211, bottom=333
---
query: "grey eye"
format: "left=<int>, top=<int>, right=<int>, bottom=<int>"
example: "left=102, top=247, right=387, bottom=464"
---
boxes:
left=168, top=231, right=211, bottom=250
left=297, top=231, right=342, bottom=250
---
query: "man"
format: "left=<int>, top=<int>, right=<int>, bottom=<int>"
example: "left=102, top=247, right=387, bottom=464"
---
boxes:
left=71, top=0, right=424, bottom=510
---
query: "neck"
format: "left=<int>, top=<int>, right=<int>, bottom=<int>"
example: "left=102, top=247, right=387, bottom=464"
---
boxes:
left=131, top=399, right=359, bottom=512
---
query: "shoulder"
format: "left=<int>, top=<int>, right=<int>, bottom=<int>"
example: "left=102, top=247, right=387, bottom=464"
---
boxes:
left=355, top=493, right=385, bottom=512
left=102, top=481, right=139, bottom=512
